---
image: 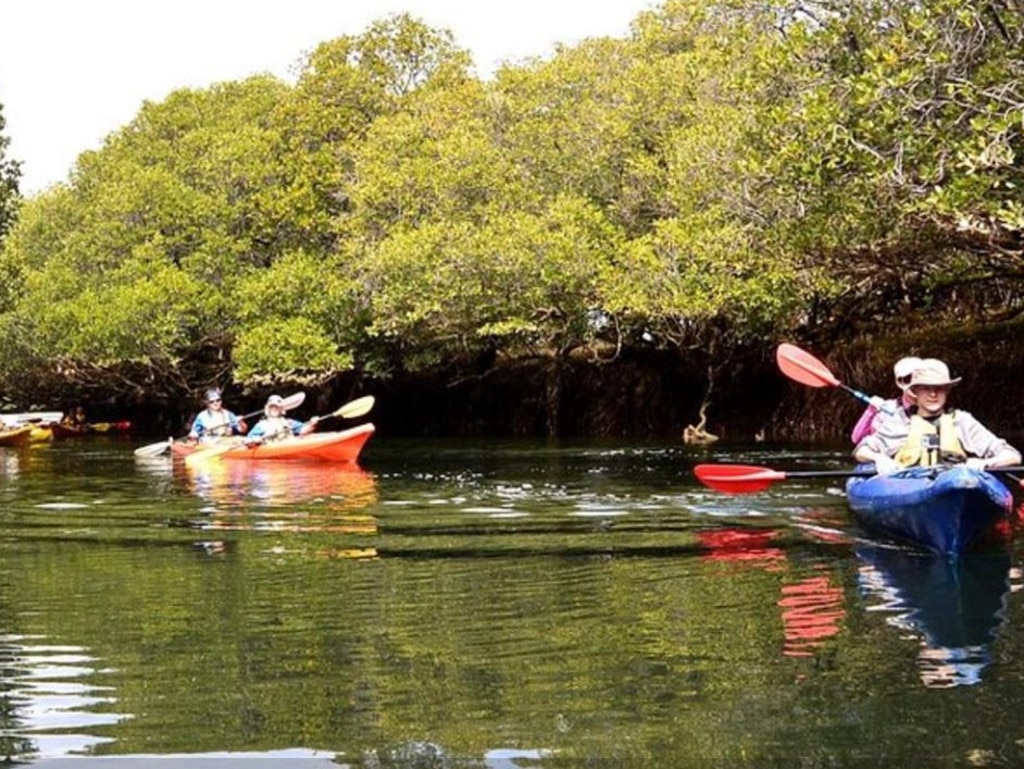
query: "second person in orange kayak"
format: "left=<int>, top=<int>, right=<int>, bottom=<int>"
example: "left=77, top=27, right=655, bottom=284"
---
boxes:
left=246, top=395, right=319, bottom=444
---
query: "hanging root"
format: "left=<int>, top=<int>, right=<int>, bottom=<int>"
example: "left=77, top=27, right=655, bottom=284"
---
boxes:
left=683, top=368, right=719, bottom=445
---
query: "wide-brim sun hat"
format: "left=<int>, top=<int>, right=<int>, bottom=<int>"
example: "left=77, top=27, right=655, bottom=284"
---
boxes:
left=908, top=359, right=962, bottom=390
left=265, top=394, right=285, bottom=408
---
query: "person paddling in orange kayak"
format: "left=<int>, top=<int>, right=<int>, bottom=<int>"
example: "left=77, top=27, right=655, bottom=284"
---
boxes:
left=849, top=356, right=922, bottom=444
left=187, top=388, right=248, bottom=443
left=245, top=394, right=319, bottom=445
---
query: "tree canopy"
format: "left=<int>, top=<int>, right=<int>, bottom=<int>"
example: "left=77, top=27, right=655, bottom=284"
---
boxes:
left=0, top=101, right=21, bottom=244
left=1, top=3, right=1021, bottom=421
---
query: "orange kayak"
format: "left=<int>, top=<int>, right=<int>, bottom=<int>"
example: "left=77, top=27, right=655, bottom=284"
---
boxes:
left=171, top=423, right=375, bottom=463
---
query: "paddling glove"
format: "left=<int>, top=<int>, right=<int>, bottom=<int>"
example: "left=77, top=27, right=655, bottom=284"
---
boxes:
left=874, top=456, right=901, bottom=475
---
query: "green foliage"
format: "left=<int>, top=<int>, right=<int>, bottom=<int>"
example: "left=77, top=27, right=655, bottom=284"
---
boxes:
left=20, top=267, right=207, bottom=364
left=233, top=249, right=367, bottom=384
left=361, top=196, right=623, bottom=367
left=1, top=2, right=1021, bottom=407
left=341, top=77, right=513, bottom=239
left=0, top=101, right=21, bottom=243
left=233, top=317, right=353, bottom=387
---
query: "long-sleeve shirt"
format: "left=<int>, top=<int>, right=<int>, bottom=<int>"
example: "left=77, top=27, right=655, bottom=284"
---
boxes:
left=248, top=416, right=304, bottom=440
left=189, top=408, right=244, bottom=441
left=855, top=408, right=1018, bottom=462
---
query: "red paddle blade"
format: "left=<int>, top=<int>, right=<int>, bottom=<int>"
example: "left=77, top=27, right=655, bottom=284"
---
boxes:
left=776, top=343, right=841, bottom=388
left=694, top=464, right=785, bottom=494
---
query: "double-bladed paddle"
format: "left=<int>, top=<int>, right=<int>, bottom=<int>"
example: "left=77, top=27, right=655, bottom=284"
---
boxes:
left=695, top=462, right=1024, bottom=494
left=776, top=343, right=895, bottom=414
left=133, top=391, right=306, bottom=458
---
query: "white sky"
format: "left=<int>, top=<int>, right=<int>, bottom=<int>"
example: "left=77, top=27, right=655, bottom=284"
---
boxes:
left=0, top=0, right=656, bottom=196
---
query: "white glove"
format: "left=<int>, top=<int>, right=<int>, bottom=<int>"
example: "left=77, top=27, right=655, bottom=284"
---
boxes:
left=873, top=455, right=902, bottom=475
left=868, top=396, right=885, bottom=410
left=964, top=457, right=989, bottom=471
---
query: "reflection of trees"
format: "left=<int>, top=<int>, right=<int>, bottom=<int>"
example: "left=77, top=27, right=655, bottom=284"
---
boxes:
left=2, top=504, right=1021, bottom=762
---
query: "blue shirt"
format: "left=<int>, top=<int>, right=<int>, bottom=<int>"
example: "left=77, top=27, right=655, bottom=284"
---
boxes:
left=248, top=416, right=304, bottom=440
left=189, top=408, right=244, bottom=441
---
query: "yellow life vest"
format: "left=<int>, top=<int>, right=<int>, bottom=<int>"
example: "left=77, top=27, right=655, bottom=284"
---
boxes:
left=894, top=412, right=967, bottom=467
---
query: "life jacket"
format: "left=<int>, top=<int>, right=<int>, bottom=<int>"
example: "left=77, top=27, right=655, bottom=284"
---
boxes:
left=201, top=409, right=232, bottom=437
left=258, top=416, right=292, bottom=442
left=894, top=412, right=967, bottom=467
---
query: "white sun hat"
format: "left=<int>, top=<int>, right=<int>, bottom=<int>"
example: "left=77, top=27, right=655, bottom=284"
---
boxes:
left=908, top=358, right=962, bottom=389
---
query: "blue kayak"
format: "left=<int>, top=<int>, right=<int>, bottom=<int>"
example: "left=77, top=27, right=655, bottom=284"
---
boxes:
left=845, top=466, right=1013, bottom=556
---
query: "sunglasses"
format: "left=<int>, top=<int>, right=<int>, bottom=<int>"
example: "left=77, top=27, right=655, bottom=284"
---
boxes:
left=896, top=375, right=912, bottom=386
left=208, top=398, right=222, bottom=404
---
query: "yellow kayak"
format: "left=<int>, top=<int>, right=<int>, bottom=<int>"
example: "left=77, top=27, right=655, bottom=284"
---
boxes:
left=0, top=425, right=34, bottom=447
left=29, top=425, right=54, bottom=442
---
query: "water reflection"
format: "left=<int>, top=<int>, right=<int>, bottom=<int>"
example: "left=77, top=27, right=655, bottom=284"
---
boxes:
left=697, top=527, right=847, bottom=658
left=778, top=574, right=846, bottom=658
left=0, top=634, right=126, bottom=760
left=856, top=545, right=1012, bottom=687
left=179, top=460, right=378, bottom=509
left=0, top=447, right=20, bottom=478
left=172, top=461, right=380, bottom=559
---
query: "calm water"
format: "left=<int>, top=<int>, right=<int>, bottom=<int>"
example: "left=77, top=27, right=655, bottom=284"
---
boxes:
left=3, top=434, right=1024, bottom=767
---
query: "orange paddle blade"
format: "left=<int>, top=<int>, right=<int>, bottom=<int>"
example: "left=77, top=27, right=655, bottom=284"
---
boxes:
left=695, top=463, right=877, bottom=494
left=694, top=464, right=785, bottom=494
left=776, top=343, right=841, bottom=388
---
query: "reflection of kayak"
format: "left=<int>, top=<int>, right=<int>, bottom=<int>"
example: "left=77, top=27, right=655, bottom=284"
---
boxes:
left=183, top=461, right=379, bottom=510
left=856, top=544, right=1010, bottom=650
left=172, top=423, right=375, bottom=463
left=0, top=425, right=34, bottom=447
left=845, top=466, right=1012, bottom=555
left=856, top=544, right=1010, bottom=687
left=51, top=420, right=132, bottom=438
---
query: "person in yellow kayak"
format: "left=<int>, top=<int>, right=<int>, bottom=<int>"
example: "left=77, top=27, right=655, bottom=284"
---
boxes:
left=245, top=394, right=318, bottom=444
left=60, top=405, right=89, bottom=432
left=187, top=388, right=248, bottom=443
left=853, top=358, right=1020, bottom=474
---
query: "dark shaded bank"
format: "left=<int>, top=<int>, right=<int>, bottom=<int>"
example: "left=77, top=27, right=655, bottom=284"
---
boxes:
left=114, top=329, right=1024, bottom=443
left=119, top=347, right=779, bottom=441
